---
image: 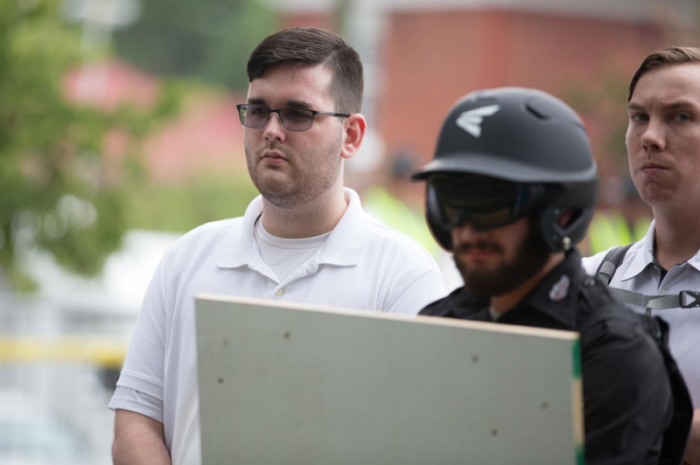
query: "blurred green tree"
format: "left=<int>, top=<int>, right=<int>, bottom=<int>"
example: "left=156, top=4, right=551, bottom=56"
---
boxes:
left=0, top=0, right=182, bottom=291
left=564, top=69, right=630, bottom=171
left=123, top=172, right=260, bottom=234
left=113, top=0, right=276, bottom=91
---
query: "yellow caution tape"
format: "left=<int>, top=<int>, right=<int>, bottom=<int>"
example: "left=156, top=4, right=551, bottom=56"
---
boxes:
left=0, top=336, right=127, bottom=368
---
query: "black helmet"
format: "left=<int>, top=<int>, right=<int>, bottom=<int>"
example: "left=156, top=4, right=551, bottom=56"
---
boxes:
left=412, top=87, right=597, bottom=252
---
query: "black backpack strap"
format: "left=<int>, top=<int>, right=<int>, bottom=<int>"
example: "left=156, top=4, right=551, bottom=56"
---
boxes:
left=595, top=243, right=634, bottom=285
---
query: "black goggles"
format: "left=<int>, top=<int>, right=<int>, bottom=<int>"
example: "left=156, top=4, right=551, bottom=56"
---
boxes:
left=427, top=174, right=544, bottom=231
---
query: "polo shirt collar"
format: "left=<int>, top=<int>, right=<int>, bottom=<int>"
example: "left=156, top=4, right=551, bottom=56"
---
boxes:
left=619, top=220, right=657, bottom=281
left=317, top=188, right=372, bottom=267
left=506, top=249, right=586, bottom=330
left=215, top=195, right=263, bottom=268
left=688, top=245, right=700, bottom=273
left=216, top=188, right=372, bottom=269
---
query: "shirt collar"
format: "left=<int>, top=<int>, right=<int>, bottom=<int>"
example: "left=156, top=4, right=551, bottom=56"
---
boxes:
left=316, top=188, right=373, bottom=267
left=619, top=220, right=657, bottom=281
left=215, top=195, right=263, bottom=269
left=216, top=188, right=373, bottom=269
left=688, top=244, right=700, bottom=273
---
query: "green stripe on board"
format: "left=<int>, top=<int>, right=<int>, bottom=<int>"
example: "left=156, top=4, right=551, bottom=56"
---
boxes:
left=577, top=445, right=585, bottom=465
left=573, top=337, right=584, bottom=465
left=572, top=338, right=581, bottom=380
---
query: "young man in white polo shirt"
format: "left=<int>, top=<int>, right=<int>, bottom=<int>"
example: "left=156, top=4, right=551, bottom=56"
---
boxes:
left=109, top=27, right=445, bottom=465
left=582, top=46, right=700, bottom=464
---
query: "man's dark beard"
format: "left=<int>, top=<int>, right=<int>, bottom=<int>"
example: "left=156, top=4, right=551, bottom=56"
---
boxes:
left=453, top=221, right=551, bottom=298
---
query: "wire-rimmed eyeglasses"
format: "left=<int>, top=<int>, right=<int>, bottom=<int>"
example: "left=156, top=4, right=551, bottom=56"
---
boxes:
left=236, top=104, right=350, bottom=132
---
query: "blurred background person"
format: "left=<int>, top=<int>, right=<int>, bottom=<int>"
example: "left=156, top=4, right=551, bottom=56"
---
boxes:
left=583, top=175, right=652, bottom=256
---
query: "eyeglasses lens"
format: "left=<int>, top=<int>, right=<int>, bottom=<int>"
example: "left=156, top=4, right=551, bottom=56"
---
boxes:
left=241, top=105, right=315, bottom=131
left=279, top=108, right=314, bottom=131
left=242, top=105, right=269, bottom=128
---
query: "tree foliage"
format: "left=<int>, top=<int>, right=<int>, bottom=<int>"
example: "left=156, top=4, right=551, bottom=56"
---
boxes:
left=123, top=173, right=259, bottom=234
left=563, top=70, right=630, bottom=170
left=113, top=0, right=276, bottom=91
left=0, top=0, right=182, bottom=291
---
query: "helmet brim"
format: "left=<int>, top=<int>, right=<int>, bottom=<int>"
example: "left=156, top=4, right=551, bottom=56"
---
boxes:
left=411, top=153, right=597, bottom=184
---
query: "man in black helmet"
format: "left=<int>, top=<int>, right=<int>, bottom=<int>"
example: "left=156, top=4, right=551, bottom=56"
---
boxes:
left=414, top=88, right=690, bottom=465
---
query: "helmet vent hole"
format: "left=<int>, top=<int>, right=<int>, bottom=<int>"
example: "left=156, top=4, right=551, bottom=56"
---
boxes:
left=526, top=104, right=549, bottom=120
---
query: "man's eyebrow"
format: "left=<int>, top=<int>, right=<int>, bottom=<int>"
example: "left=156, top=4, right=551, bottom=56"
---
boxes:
left=663, top=101, right=698, bottom=110
left=245, top=98, right=314, bottom=109
left=628, top=100, right=699, bottom=111
left=285, top=100, right=313, bottom=110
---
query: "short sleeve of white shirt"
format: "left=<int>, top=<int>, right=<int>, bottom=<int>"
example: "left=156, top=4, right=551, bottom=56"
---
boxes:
left=109, top=244, right=172, bottom=422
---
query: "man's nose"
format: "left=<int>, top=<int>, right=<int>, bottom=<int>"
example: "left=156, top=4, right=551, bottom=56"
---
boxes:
left=451, top=221, right=487, bottom=243
left=640, top=119, right=665, bottom=152
left=263, top=112, right=286, bottom=142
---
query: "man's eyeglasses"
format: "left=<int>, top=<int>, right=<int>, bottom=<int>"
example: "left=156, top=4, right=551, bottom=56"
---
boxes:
left=236, top=104, right=350, bottom=132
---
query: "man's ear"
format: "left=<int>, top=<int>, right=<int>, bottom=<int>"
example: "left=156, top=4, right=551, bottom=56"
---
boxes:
left=341, top=114, right=367, bottom=160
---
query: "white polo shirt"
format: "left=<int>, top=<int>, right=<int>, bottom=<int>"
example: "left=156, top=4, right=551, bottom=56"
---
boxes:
left=582, top=221, right=700, bottom=408
left=109, top=188, right=445, bottom=465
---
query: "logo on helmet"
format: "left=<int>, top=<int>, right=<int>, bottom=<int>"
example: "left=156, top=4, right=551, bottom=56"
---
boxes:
left=456, top=105, right=500, bottom=138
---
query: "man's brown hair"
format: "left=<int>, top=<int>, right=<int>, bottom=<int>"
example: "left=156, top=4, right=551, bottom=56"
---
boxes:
left=247, top=27, right=364, bottom=114
left=628, top=46, right=700, bottom=101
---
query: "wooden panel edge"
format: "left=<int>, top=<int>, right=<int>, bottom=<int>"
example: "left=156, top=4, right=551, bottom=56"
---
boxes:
left=195, top=294, right=578, bottom=341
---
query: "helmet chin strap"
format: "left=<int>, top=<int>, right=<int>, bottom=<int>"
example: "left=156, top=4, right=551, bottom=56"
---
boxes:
left=556, top=209, right=574, bottom=251
left=538, top=207, right=593, bottom=253
left=562, top=236, right=572, bottom=251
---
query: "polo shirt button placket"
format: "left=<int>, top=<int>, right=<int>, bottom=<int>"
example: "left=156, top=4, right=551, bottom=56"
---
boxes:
left=275, top=288, right=284, bottom=297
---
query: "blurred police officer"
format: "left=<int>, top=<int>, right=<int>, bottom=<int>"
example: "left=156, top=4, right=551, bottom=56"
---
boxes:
left=582, top=47, right=700, bottom=465
left=414, top=88, right=691, bottom=465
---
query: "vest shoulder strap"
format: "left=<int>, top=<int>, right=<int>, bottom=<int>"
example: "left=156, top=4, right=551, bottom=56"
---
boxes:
left=594, top=243, right=700, bottom=310
left=595, top=243, right=634, bottom=285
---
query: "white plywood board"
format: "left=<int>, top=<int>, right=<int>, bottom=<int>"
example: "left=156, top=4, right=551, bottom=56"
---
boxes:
left=196, top=295, right=583, bottom=465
